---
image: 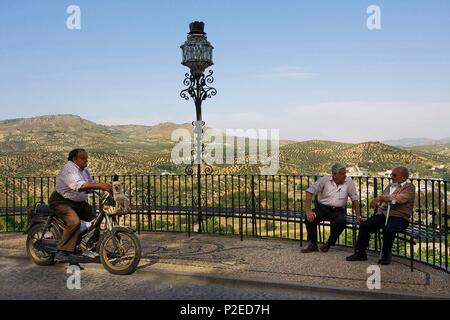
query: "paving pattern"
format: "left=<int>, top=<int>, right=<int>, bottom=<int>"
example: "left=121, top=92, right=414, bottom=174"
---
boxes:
left=0, top=232, right=449, bottom=299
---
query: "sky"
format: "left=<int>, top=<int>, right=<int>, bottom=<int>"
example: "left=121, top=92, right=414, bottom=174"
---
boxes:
left=0, top=0, right=449, bottom=142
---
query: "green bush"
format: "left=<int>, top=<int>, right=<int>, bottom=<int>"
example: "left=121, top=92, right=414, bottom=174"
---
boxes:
left=0, top=216, right=28, bottom=232
left=204, top=217, right=229, bottom=234
left=264, top=220, right=277, bottom=232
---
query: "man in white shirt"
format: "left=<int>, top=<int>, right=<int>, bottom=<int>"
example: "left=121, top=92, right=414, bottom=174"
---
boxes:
left=301, top=163, right=361, bottom=253
left=49, top=149, right=112, bottom=264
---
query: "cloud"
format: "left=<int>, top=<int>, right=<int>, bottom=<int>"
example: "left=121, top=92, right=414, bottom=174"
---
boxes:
left=204, top=101, right=450, bottom=143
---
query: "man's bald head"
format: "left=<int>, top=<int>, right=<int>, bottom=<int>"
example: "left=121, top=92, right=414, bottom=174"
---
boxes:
left=68, top=148, right=88, bottom=169
left=391, top=166, right=409, bottom=184
left=394, top=166, right=409, bottom=178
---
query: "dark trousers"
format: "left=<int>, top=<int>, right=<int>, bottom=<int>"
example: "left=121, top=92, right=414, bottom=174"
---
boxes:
left=355, top=214, right=409, bottom=256
left=305, top=203, right=347, bottom=246
left=49, top=191, right=96, bottom=252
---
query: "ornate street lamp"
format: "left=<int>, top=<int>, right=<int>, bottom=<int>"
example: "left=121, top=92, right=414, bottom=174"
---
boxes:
left=180, top=21, right=217, bottom=121
left=180, top=21, right=217, bottom=233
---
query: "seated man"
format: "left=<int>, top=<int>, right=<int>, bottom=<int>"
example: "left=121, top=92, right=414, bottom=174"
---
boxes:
left=346, top=166, right=415, bottom=265
left=301, top=163, right=361, bottom=253
left=49, top=148, right=112, bottom=264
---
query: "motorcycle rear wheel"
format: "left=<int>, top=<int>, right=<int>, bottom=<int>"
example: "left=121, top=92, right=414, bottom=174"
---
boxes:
left=26, top=223, right=61, bottom=266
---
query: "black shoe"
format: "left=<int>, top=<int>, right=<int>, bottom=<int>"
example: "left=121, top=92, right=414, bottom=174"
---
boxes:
left=346, top=252, right=368, bottom=261
left=55, top=250, right=70, bottom=263
left=320, top=241, right=331, bottom=253
left=301, top=243, right=319, bottom=253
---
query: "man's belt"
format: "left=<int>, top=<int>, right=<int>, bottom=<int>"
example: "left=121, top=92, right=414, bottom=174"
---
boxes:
left=317, top=202, right=346, bottom=211
left=54, top=191, right=84, bottom=204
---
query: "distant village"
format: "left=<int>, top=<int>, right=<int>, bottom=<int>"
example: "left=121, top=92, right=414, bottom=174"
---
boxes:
left=346, top=163, right=446, bottom=180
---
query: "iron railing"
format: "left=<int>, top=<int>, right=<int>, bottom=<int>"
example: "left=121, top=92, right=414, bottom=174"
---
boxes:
left=0, top=174, right=448, bottom=273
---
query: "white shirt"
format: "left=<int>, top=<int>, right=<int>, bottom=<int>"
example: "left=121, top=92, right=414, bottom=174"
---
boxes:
left=306, top=176, right=359, bottom=208
left=56, top=161, right=95, bottom=202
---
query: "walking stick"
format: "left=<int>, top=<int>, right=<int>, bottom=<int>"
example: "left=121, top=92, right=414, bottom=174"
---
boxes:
left=384, top=202, right=391, bottom=227
left=379, top=202, right=391, bottom=260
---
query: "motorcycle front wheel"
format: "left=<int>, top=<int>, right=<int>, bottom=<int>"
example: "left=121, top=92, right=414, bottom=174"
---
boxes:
left=99, top=230, right=141, bottom=275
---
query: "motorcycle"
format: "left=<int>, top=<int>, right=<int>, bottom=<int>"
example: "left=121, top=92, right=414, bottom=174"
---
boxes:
left=25, top=178, right=141, bottom=275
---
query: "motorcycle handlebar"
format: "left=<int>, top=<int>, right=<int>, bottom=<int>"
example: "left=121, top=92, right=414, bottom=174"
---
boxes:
left=84, top=190, right=107, bottom=197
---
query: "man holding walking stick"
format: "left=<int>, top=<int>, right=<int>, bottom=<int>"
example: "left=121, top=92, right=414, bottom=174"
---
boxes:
left=346, top=166, right=415, bottom=265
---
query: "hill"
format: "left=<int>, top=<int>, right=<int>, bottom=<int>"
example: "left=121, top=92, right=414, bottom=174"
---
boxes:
left=404, top=144, right=450, bottom=157
left=0, top=115, right=191, bottom=175
left=278, top=141, right=449, bottom=178
left=0, top=115, right=448, bottom=179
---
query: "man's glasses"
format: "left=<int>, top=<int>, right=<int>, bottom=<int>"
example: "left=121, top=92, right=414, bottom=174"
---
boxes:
left=390, top=173, right=398, bottom=178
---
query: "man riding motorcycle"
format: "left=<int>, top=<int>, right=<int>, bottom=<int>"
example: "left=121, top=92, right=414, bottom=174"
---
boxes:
left=49, top=148, right=112, bottom=266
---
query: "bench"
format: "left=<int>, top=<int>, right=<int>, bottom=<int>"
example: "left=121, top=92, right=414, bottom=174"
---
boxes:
left=230, top=208, right=446, bottom=272
left=342, top=215, right=447, bottom=272
left=128, top=205, right=447, bottom=271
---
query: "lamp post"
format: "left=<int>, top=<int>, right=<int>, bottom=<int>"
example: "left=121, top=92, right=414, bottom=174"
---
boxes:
left=180, top=21, right=217, bottom=233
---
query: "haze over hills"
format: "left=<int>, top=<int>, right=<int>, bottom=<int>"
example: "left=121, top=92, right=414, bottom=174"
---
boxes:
left=382, top=137, right=450, bottom=159
left=383, top=137, right=450, bottom=147
left=0, top=115, right=449, bottom=179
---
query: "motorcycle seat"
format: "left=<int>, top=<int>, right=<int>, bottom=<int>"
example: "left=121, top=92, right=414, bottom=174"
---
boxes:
left=34, top=204, right=55, bottom=216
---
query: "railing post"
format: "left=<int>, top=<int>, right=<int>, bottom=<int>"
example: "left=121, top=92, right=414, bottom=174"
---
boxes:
left=188, top=175, right=192, bottom=237
left=12, top=178, right=16, bottom=232
left=197, top=165, right=203, bottom=233
left=313, top=175, right=322, bottom=243
left=239, top=176, right=243, bottom=241
left=300, top=176, right=304, bottom=246
left=438, top=180, right=442, bottom=268
left=251, top=175, right=256, bottom=237
left=136, top=175, right=141, bottom=235
left=286, top=175, right=289, bottom=239
left=19, top=177, right=23, bottom=232
left=432, top=180, right=436, bottom=264
left=5, top=177, right=8, bottom=232
left=372, top=177, right=378, bottom=249
left=445, top=181, right=448, bottom=272
left=146, top=175, right=151, bottom=231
